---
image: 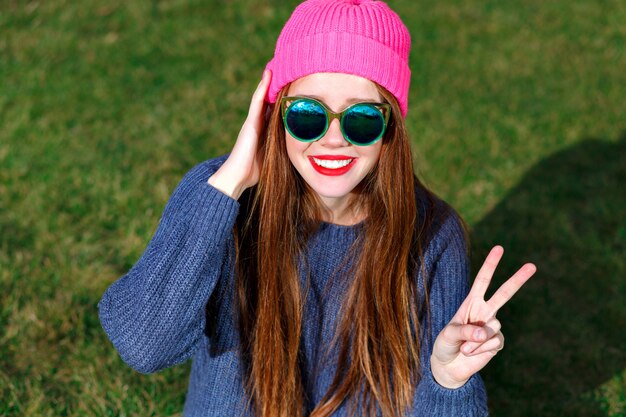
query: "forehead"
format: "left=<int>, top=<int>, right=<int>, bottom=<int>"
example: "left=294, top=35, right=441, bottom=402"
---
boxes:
left=287, top=72, right=382, bottom=106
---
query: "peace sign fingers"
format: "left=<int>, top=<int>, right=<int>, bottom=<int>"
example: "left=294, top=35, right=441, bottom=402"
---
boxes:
left=487, top=262, right=537, bottom=311
left=469, top=245, right=537, bottom=313
left=467, top=245, right=537, bottom=315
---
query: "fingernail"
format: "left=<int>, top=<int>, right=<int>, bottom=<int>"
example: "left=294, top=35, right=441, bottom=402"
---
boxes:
left=474, top=329, right=485, bottom=340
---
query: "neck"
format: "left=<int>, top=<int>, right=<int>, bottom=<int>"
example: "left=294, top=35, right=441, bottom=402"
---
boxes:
left=318, top=193, right=365, bottom=226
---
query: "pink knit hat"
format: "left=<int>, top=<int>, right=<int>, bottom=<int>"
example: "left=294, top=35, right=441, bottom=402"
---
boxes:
left=264, top=0, right=412, bottom=118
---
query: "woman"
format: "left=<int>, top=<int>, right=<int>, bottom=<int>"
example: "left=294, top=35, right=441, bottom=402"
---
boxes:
left=98, top=1, right=537, bottom=416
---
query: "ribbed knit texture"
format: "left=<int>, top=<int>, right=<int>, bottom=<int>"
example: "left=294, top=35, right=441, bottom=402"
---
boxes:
left=265, top=0, right=412, bottom=117
left=98, top=154, right=489, bottom=416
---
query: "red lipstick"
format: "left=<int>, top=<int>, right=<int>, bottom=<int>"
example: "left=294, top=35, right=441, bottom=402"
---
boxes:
left=308, top=155, right=357, bottom=176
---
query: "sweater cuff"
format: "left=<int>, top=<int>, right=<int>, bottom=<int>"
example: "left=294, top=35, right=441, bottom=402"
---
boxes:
left=187, top=180, right=240, bottom=241
left=415, top=370, right=489, bottom=416
left=162, top=160, right=241, bottom=244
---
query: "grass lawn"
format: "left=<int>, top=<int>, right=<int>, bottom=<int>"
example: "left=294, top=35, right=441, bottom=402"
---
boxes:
left=1, top=0, right=624, bottom=415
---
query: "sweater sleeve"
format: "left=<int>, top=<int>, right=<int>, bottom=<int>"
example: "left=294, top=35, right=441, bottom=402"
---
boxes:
left=97, top=154, right=240, bottom=374
left=411, top=209, right=489, bottom=416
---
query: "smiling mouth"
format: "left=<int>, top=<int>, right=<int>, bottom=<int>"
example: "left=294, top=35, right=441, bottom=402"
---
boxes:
left=311, top=157, right=354, bottom=169
left=307, top=156, right=357, bottom=176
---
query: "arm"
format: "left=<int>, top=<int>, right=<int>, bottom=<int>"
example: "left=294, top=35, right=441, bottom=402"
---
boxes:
left=97, top=155, right=239, bottom=374
left=414, top=208, right=537, bottom=415
left=412, top=210, right=489, bottom=416
left=99, top=68, right=273, bottom=375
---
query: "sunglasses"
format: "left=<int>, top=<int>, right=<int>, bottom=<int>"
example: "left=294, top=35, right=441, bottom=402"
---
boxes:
left=280, top=96, right=391, bottom=146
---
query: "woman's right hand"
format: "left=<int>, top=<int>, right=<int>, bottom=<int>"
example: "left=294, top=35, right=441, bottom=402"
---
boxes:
left=207, top=69, right=272, bottom=200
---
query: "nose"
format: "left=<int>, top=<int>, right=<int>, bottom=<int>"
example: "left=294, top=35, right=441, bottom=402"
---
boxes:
left=319, top=118, right=349, bottom=147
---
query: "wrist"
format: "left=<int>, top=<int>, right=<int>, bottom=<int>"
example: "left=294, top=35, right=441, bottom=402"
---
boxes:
left=207, top=169, right=244, bottom=200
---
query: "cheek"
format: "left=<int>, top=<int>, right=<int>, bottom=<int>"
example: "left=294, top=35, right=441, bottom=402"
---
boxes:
left=360, top=143, right=383, bottom=167
left=285, top=132, right=309, bottom=164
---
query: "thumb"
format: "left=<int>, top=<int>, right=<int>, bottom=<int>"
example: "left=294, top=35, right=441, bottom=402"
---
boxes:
left=440, top=322, right=488, bottom=347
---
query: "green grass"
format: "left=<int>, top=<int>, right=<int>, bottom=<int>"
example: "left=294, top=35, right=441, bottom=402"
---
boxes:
left=1, top=0, right=624, bottom=415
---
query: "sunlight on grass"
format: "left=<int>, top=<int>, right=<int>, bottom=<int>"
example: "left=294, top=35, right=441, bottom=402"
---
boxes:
left=591, top=369, right=626, bottom=417
left=1, top=0, right=625, bottom=415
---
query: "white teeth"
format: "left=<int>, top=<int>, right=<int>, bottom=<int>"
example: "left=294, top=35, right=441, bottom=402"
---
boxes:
left=312, top=157, right=353, bottom=169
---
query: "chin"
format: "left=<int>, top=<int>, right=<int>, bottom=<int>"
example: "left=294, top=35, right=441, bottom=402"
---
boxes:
left=315, top=189, right=352, bottom=199
left=308, top=180, right=356, bottom=199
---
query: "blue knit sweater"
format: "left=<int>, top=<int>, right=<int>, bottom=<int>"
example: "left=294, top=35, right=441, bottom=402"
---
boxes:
left=98, top=154, right=488, bottom=416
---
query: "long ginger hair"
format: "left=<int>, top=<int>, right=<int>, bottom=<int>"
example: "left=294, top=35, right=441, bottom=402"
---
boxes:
left=233, top=81, right=453, bottom=417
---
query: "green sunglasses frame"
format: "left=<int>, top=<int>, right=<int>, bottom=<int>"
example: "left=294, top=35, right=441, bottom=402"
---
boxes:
left=280, top=95, right=391, bottom=146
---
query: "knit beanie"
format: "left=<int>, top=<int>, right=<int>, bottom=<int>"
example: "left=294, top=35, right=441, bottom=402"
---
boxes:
left=264, top=0, right=412, bottom=118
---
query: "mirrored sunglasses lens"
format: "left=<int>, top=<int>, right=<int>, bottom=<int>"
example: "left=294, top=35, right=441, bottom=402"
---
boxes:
left=342, top=104, right=385, bottom=145
left=286, top=100, right=326, bottom=141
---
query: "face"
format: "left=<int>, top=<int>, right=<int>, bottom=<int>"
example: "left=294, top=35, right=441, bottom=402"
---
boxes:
left=284, top=72, right=385, bottom=210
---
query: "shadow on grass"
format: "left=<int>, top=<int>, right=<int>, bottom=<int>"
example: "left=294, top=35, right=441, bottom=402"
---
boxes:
left=471, top=133, right=626, bottom=416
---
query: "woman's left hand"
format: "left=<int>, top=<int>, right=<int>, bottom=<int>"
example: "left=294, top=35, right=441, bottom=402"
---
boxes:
left=430, top=245, right=537, bottom=389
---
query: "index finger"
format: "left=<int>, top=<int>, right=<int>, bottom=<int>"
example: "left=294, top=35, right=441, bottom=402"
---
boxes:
left=469, top=245, right=504, bottom=299
left=242, top=70, right=272, bottom=138
left=487, top=263, right=537, bottom=311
